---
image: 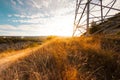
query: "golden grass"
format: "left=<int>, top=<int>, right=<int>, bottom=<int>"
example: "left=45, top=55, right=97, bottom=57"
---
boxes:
left=0, top=36, right=120, bottom=80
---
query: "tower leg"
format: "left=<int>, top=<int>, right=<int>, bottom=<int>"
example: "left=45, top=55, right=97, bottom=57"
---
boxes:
left=86, top=0, right=90, bottom=36
left=100, top=0, right=103, bottom=22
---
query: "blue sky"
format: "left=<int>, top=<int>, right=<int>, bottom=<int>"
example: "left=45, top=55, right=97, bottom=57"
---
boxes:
left=0, top=0, right=119, bottom=36
left=0, top=0, right=75, bottom=36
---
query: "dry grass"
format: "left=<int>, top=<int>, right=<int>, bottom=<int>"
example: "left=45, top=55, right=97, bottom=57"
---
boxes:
left=0, top=36, right=120, bottom=80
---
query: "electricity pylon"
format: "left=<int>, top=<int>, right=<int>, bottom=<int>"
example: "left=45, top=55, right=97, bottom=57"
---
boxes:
left=73, top=0, right=120, bottom=36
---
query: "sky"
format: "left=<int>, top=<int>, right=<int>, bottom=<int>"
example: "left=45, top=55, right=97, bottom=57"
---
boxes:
left=0, top=0, right=119, bottom=36
left=0, top=0, right=75, bottom=36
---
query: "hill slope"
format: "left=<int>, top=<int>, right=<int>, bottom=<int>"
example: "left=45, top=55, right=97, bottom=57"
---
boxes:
left=90, top=13, right=120, bottom=35
left=0, top=36, right=120, bottom=80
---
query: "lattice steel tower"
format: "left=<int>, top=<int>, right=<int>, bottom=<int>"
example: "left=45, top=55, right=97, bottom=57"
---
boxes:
left=73, top=0, right=120, bottom=36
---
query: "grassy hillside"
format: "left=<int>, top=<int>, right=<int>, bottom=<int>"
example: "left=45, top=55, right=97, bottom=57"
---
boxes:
left=89, top=13, right=120, bottom=35
left=0, top=36, right=120, bottom=80
left=0, top=36, right=46, bottom=53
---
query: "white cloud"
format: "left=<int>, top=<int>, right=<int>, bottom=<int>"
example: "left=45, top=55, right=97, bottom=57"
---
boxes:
left=14, top=14, right=26, bottom=18
left=17, top=0, right=23, bottom=5
left=8, top=14, right=12, bottom=17
left=3, top=0, right=75, bottom=36
left=12, top=13, right=48, bottom=19
left=12, top=16, right=48, bottom=24
left=11, top=0, right=16, bottom=5
left=0, top=24, right=42, bottom=36
left=31, top=0, right=41, bottom=9
left=11, top=0, right=75, bottom=15
left=0, top=25, right=17, bottom=30
left=0, top=13, right=74, bottom=36
left=14, top=19, right=41, bottom=24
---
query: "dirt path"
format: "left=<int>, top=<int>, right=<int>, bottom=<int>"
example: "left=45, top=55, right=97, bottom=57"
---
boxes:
left=0, top=46, right=41, bottom=72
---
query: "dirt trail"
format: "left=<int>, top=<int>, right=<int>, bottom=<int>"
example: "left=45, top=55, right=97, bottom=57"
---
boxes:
left=0, top=46, right=41, bottom=72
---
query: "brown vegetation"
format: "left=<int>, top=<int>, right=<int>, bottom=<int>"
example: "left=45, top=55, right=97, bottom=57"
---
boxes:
left=0, top=37, right=45, bottom=58
left=89, top=13, right=120, bottom=35
left=0, top=36, right=120, bottom=80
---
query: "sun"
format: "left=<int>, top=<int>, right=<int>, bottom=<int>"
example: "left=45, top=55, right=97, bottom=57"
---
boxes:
left=39, top=15, right=74, bottom=36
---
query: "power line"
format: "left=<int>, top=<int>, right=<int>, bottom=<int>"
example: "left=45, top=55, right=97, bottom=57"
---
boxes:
left=73, top=0, right=120, bottom=36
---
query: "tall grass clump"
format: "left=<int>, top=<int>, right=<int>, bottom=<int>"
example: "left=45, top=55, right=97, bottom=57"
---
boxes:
left=0, top=36, right=120, bottom=80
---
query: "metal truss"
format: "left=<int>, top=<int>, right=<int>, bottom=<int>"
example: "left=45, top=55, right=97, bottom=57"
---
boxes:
left=73, top=0, right=120, bottom=36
